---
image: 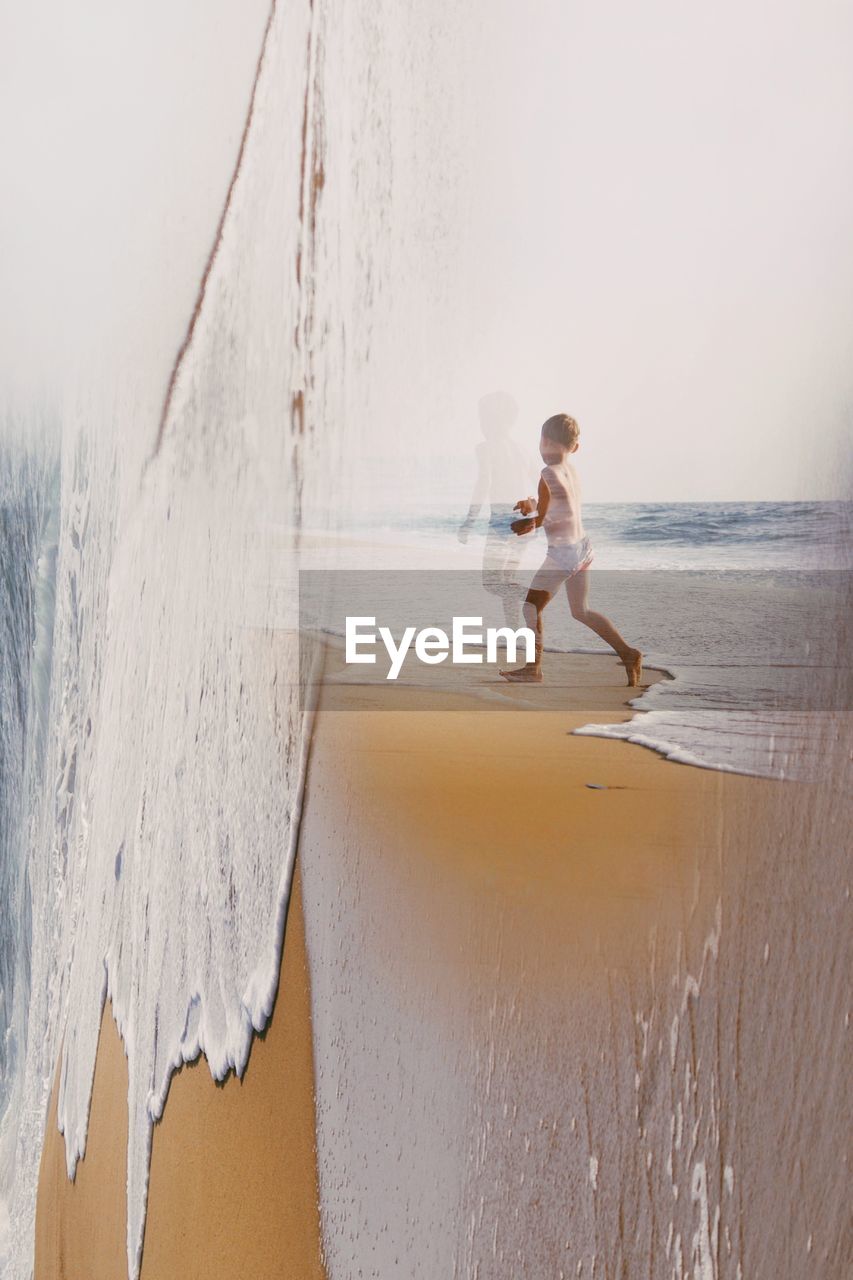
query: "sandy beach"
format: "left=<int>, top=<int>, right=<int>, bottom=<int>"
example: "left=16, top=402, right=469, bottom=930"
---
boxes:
left=300, top=648, right=849, bottom=1274
left=34, top=862, right=326, bottom=1280
left=5, top=3, right=852, bottom=1276
left=32, top=647, right=849, bottom=1277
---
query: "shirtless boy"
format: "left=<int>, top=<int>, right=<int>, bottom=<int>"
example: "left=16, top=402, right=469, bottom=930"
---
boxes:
left=499, top=413, right=643, bottom=686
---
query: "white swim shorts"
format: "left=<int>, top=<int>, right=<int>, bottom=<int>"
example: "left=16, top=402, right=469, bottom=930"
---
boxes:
left=528, top=535, right=594, bottom=595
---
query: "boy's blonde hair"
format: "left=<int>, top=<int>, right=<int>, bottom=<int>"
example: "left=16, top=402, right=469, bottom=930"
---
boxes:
left=541, top=414, right=580, bottom=449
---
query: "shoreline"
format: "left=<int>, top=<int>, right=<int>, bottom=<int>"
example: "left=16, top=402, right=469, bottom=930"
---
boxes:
left=299, top=653, right=841, bottom=1274
left=31, top=645, right=846, bottom=1277
left=34, top=860, right=326, bottom=1280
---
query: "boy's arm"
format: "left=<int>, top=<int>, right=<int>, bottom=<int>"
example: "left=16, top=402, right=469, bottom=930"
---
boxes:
left=512, top=474, right=550, bottom=536
left=531, top=474, right=551, bottom=526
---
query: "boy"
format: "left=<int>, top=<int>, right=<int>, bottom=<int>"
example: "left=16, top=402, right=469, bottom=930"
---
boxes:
left=500, top=413, right=643, bottom=686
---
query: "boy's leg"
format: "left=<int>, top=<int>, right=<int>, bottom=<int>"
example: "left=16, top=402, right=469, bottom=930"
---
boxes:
left=565, top=570, right=643, bottom=687
left=499, top=588, right=551, bottom=682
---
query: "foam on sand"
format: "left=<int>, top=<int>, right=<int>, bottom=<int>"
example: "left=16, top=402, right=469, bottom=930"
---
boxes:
left=0, top=1198, right=12, bottom=1275
left=10, top=3, right=328, bottom=1272
left=13, top=1, right=482, bottom=1273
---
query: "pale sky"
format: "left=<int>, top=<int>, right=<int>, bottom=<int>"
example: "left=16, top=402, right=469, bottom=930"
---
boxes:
left=0, top=1, right=269, bottom=394
left=426, top=1, right=853, bottom=500
left=2, top=2, right=851, bottom=500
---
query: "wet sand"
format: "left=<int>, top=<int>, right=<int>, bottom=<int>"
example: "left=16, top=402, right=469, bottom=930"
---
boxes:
left=300, top=651, right=850, bottom=1276
left=32, top=646, right=849, bottom=1277
left=34, top=861, right=326, bottom=1280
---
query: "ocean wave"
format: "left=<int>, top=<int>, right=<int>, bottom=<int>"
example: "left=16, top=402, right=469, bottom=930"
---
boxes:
left=4, top=2, right=353, bottom=1274
left=592, top=501, right=850, bottom=546
left=0, top=427, right=58, bottom=1275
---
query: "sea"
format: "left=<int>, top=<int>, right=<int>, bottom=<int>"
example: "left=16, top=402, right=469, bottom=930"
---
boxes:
left=1, top=416, right=849, bottom=1266
left=0, top=433, right=58, bottom=1273
left=0, top=4, right=850, bottom=1273
left=305, top=490, right=851, bottom=780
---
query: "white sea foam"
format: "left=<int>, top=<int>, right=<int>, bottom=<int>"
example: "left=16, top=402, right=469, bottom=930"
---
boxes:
left=0, top=1196, right=10, bottom=1272
left=9, top=0, right=478, bottom=1266
left=575, top=705, right=843, bottom=780
left=4, top=4, right=850, bottom=1278
left=5, top=2, right=344, bottom=1273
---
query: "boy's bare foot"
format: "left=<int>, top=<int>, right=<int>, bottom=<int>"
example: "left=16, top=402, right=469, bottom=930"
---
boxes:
left=621, top=648, right=643, bottom=687
left=499, top=665, right=543, bottom=683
